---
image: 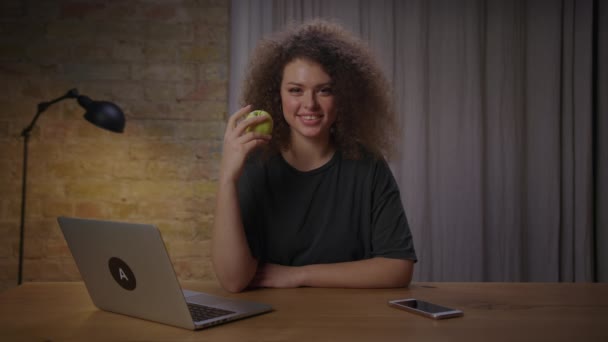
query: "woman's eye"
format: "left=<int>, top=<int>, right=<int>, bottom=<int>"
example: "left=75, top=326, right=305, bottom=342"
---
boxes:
left=319, top=87, right=333, bottom=95
left=288, top=88, right=302, bottom=94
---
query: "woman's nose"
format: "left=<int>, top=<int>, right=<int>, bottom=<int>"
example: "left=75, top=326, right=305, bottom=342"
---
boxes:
left=303, top=91, right=318, bottom=109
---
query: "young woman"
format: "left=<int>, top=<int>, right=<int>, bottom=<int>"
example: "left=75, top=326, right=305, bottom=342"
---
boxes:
left=212, top=19, right=417, bottom=293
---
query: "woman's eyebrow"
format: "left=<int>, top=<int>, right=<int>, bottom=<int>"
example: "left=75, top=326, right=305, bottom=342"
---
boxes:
left=285, top=81, right=332, bottom=87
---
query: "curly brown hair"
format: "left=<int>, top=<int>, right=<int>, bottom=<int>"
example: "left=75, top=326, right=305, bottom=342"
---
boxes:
left=240, top=19, right=397, bottom=159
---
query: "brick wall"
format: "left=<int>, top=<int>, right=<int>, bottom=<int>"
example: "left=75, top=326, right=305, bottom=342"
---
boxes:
left=0, top=0, right=229, bottom=292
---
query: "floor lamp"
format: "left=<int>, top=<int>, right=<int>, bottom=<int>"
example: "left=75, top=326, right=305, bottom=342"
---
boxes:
left=18, top=88, right=126, bottom=285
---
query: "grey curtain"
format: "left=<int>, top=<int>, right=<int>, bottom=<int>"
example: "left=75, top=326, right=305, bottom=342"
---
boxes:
left=229, top=0, right=607, bottom=282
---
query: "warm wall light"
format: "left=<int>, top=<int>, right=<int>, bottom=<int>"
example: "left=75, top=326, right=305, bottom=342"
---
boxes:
left=18, top=88, right=126, bottom=285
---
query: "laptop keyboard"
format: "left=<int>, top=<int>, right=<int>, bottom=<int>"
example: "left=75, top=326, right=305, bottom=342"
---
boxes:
left=187, top=303, right=235, bottom=322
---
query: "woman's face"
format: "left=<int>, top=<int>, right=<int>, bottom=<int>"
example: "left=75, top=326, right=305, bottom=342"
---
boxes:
left=280, top=58, right=337, bottom=145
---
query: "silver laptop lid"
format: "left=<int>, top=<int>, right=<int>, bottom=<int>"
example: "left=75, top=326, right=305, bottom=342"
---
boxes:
left=58, top=216, right=272, bottom=330
left=58, top=216, right=197, bottom=329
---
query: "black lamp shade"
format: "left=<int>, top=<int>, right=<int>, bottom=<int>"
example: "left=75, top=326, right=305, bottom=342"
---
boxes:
left=78, top=95, right=126, bottom=133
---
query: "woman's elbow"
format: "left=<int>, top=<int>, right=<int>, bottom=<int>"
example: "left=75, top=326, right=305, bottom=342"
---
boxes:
left=391, top=259, right=414, bottom=288
left=212, top=259, right=257, bottom=293
left=215, top=269, right=254, bottom=293
left=221, top=280, right=250, bottom=293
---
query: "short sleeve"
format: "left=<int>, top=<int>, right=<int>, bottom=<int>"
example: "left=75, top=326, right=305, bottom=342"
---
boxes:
left=370, top=160, right=417, bottom=262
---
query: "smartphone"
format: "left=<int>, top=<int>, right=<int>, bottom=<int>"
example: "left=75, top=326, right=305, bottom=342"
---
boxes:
left=388, top=298, right=463, bottom=319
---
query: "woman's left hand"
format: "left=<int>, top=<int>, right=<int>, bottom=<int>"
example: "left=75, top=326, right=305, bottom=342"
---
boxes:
left=250, top=263, right=305, bottom=289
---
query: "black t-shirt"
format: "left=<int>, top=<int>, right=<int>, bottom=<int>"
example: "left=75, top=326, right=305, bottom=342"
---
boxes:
left=237, top=149, right=417, bottom=266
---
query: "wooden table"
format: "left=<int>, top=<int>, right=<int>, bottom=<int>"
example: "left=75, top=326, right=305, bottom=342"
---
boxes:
left=1, top=281, right=607, bottom=341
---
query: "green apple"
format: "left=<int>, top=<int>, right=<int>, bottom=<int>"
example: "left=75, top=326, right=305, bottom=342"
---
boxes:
left=245, top=110, right=273, bottom=135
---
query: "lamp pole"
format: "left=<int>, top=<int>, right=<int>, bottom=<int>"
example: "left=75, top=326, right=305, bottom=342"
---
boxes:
left=18, top=122, right=29, bottom=285
left=17, top=89, right=125, bottom=285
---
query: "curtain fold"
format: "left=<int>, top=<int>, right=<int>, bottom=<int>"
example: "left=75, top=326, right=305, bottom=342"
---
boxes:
left=596, top=0, right=608, bottom=282
left=559, top=0, right=595, bottom=281
left=229, top=0, right=605, bottom=282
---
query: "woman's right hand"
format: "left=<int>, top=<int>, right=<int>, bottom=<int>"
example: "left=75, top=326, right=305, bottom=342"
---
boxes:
left=218, top=105, right=271, bottom=184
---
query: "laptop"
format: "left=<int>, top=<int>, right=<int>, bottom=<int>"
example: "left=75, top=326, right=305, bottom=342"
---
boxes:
left=57, top=216, right=272, bottom=330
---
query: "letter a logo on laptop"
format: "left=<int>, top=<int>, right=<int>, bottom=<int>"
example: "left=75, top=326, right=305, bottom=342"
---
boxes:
left=108, top=257, right=136, bottom=291
left=58, top=216, right=272, bottom=330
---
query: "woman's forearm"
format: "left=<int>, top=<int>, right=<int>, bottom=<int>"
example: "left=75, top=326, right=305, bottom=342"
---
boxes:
left=252, top=257, right=414, bottom=289
left=211, top=180, right=258, bottom=293
left=299, top=257, right=414, bottom=288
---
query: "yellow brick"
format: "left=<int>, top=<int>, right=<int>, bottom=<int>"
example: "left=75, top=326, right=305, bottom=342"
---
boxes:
left=22, top=236, right=48, bottom=258
left=142, top=41, right=178, bottom=62
left=22, top=219, right=55, bottom=240
left=23, top=198, right=42, bottom=220
left=180, top=45, right=223, bottom=62
left=136, top=200, right=203, bottom=221
left=109, top=81, right=144, bottom=100
left=172, top=258, right=215, bottom=281
left=42, top=200, right=73, bottom=218
left=39, top=120, right=77, bottom=140
left=0, top=140, right=22, bottom=160
left=26, top=41, right=73, bottom=64
left=0, top=222, right=16, bottom=258
left=0, top=43, right=28, bottom=61
left=124, top=180, right=196, bottom=200
left=145, top=160, right=181, bottom=179
left=0, top=100, right=32, bottom=121
left=143, top=82, right=178, bottom=102
left=76, top=43, right=112, bottom=62
left=0, top=180, right=20, bottom=197
left=107, top=202, right=138, bottom=219
left=45, top=238, right=72, bottom=258
left=75, top=201, right=107, bottom=218
left=136, top=202, right=171, bottom=219
left=0, top=121, right=9, bottom=137
left=199, top=63, right=228, bottom=81
left=65, top=180, right=123, bottom=200
left=23, top=258, right=81, bottom=281
left=157, top=221, right=198, bottom=240
left=170, top=100, right=227, bottom=121
left=0, top=260, right=17, bottom=281
left=195, top=214, right=213, bottom=240
left=27, top=141, right=63, bottom=161
left=26, top=181, right=65, bottom=199
left=185, top=161, right=217, bottom=181
left=176, top=81, right=227, bottom=102
left=0, top=244, right=14, bottom=258
left=145, top=23, right=193, bottom=42
left=132, top=120, right=177, bottom=138
left=166, top=240, right=210, bottom=259
left=200, top=196, right=216, bottom=215
left=192, top=180, right=217, bottom=196
left=198, top=7, right=228, bottom=26
left=195, top=26, right=228, bottom=46
left=45, top=160, right=80, bottom=179
left=64, top=63, right=130, bottom=81
left=132, top=64, right=196, bottom=82
left=46, top=21, right=98, bottom=40
left=46, top=222, right=65, bottom=241
left=128, top=141, right=194, bottom=161
left=64, top=138, right=129, bottom=160
left=112, top=41, right=145, bottom=63
left=111, top=160, right=147, bottom=180
left=6, top=200, right=23, bottom=221
left=79, top=160, right=116, bottom=179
